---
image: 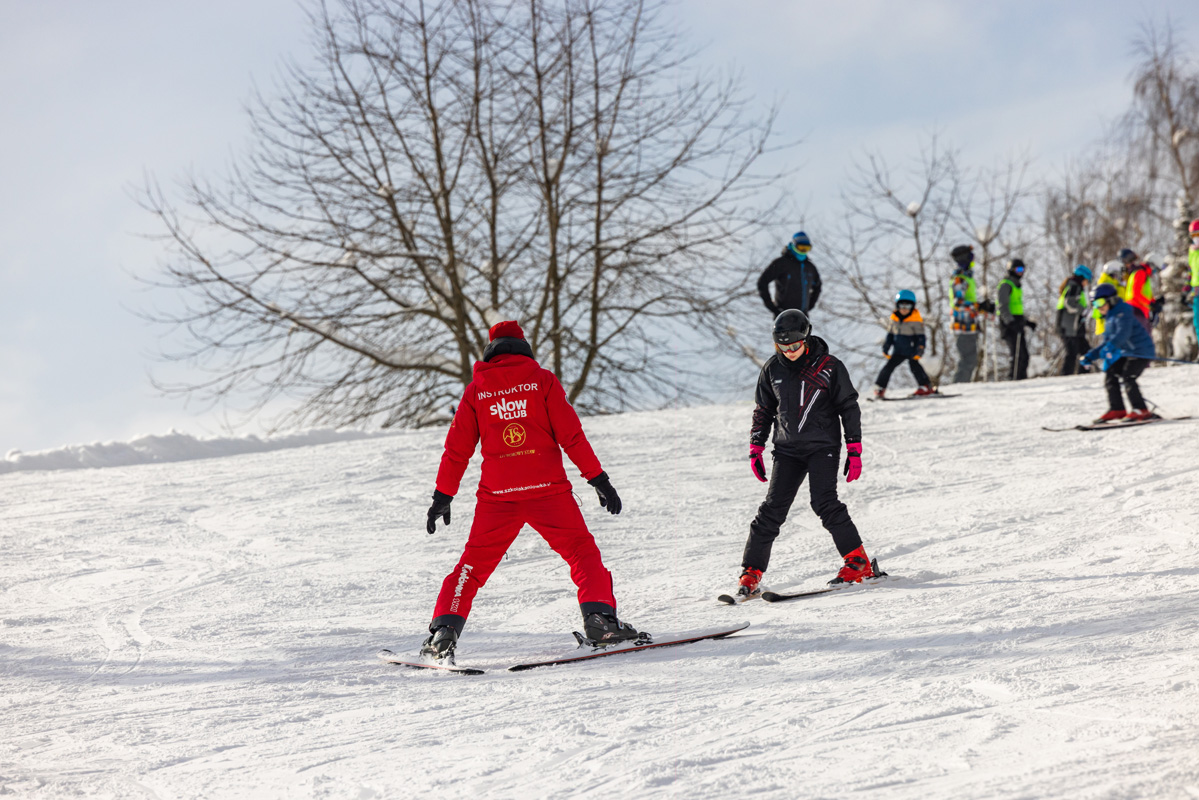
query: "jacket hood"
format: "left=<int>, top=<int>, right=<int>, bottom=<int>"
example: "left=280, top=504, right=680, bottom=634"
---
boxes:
left=482, top=336, right=534, bottom=363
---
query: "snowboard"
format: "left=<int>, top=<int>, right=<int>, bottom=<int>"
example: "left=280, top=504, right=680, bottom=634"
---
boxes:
left=376, top=649, right=485, bottom=675
left=1042, top=415, right=1191, bottom=433
left=506, top=623, right=750, bottom=672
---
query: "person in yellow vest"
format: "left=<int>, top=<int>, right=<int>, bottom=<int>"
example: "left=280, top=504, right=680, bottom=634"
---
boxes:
left=997, top=258, right=1035, bottom=380
left=1093, top=261, right=1122, bottom=336
left=1055, top=265, right=1092, bottom=375
left=949, top=244, right=980, bottom=383
left=1186, top=220, right=1199, bottom=358
left=1117, top=248, right=1154, bottom=334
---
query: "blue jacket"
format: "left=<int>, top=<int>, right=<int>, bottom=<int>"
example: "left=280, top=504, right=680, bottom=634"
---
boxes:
left=1083, top=300, right=1155, bottom=369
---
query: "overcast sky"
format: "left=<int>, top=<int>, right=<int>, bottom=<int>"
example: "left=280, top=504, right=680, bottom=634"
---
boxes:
left=1, top=1, right=1193, bottom=454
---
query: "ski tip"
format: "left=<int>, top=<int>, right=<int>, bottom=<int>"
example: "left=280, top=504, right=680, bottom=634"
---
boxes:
left=716, top=594, right=736, bottom=605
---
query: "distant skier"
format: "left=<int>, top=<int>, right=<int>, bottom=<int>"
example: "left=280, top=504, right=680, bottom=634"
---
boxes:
left=1055, top=265, right=1092, bottom=375
left=1117, top=248, right=1155, bottom=334
left=733, top=310, right=877, bottom=600
left=1079, top=285, right=1158, bottom=423
left=758, top=231, right=822, bottom=316
left=949, top=244, right=981, bottom=383
left=873, top=289, right=934, bottom=399
left=1188, top=220, right=1199, bottom=355
left=997, top=258, right=1035, bottom=380
left=421, top=321, right=637, bottom=662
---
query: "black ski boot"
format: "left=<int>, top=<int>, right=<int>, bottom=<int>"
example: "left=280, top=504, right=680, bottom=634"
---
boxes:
left=420, top=625, right=458, bottom=662
left=582, top=612, right=641, bottom=646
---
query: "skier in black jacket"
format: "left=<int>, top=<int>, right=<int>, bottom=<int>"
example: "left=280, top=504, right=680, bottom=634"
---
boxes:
left=732, top=310, right=878, bottom=601
left=757, top=231, right=822, bottom=315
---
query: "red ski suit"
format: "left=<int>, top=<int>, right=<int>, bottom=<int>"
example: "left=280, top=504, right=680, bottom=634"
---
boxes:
left=431, top=352, right=617, bottom=625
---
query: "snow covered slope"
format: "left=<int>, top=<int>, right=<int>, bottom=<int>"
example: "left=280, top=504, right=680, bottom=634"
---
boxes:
left=2, top=368, right=1198, bottom=799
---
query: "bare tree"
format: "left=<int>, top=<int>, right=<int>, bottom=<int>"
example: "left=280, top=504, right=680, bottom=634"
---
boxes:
left=820, top=136, right=960, bottom=388
left=953, top=153, right=1039, bottom=380
left=141, top=0, right=781, bottom=429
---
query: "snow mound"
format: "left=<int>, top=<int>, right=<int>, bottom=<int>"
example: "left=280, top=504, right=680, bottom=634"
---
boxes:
left=0, top=428, right=389, bottom=474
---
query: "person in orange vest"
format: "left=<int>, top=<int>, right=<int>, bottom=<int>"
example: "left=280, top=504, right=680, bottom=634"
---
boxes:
left=1117, top=248, right=1154, bottom=334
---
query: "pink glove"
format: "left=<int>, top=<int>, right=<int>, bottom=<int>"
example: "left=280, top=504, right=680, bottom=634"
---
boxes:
left=843, top=442, right=862, bottom=483
left=749, top=444, right=767, bottom=483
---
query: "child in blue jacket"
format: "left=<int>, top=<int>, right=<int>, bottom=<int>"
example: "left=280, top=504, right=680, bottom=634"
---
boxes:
left=873, top=290, right=934, bottom=399
left=1080, top=284, right=1157, bottom=422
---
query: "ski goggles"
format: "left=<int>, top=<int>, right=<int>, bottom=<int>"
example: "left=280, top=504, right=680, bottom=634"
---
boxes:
left=792, top=244, right=811, bottom=253
left=897, top=301, right=914, bottom=311
left=777, top=340, right=806, bottom=353
left=1012, top=265, right=1025, bottom=275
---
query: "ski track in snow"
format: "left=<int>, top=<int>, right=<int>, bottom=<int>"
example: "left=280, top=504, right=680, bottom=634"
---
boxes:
left=2, top=370, right=1198, bottom=798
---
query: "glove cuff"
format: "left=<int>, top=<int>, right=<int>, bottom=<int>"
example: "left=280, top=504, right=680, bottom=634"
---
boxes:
left=749, top=444, right=765, bottom=456
left=432, top=489, right=454, bottom=503
left=587, top=471, right=610, bottom=487
left=846, top=443, right=863, bottom=456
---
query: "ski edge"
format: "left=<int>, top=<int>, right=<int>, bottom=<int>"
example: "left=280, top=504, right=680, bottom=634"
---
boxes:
left=1042, top=415, right=1191, bottom=433
left=376, top=649, right=485, bottom=675
left=506, top=623, right=750, bottom=672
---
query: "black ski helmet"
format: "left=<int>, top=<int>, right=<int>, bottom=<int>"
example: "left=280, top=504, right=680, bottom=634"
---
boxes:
left=772, top=309, right=811, bottom=345
left=950, top=244, right=973, bottom=263
left=1008, top=257, right=1025, bottom=273
left=1118, top=247, right=1137, bottom=264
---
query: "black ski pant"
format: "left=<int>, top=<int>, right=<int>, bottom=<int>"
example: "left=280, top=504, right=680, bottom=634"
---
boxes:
left=875, top=355, right=930, bottom=390
left=1002, top=323, right=1029, bottom=380
left=1105, top=357, right=1147, bottom=411
left=742, top=448, right=861, bottom=573
left=1060, top=335, right=1089, bottom=376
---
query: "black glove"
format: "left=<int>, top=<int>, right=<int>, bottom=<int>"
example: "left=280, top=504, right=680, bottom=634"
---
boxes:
left=1025, top=319, right=1037, bottom=331
left=426, top=490, right=453, bottom=534
left=979, top=299, right=996, bottom=314
left=587, top=471, right=622, bottom=515
left=1150, top=297, right=1164, bottom=314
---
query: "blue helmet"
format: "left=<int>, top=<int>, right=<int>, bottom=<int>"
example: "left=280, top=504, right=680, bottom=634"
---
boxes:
left=790, top=231, right=811, bottom=248
left=1092, top=283, right=1120, bottom=301
left=895, top=289, right=917, bottom=305
left=1118, top=248, right=1137, bottom=264
left=1073, top=264, right=1093, bottom=281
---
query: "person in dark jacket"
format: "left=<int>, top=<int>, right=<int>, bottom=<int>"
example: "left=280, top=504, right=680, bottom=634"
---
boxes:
left=873, top=289, right=934, bottom=399
left=997, top=258, right=1036, bottom=380
left=1056, top=265, right=1092, bottom=375
left=1080, top=285, right=1158, bottom=423
left=731, top=310, right=878, bottom=601
left=757, top=231, right=823, bottom=315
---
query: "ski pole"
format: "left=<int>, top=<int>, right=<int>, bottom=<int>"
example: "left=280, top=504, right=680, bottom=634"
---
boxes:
left=1146, top=356, right=1199, bottom=366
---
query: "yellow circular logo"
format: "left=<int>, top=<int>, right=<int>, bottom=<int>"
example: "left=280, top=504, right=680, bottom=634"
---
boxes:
left=502, top=423, right=526, bottom=447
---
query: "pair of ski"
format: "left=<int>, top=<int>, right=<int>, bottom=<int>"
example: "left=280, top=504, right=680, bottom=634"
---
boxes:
left=1042, top=415, right=1191, bottom=433
left=718, top=559, right=891, bottom=605
left=377, top=622, right=750, bottom=675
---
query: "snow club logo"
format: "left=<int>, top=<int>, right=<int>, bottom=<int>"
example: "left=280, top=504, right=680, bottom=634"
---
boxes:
left=450, top=563, right=473, bottom=612
left=503, top=423, right=526, bottom=447
left=490, top=398, right=527, bottom=420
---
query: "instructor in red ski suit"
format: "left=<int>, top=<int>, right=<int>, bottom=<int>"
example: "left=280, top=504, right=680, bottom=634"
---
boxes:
left=420, top=321, right=639, bottom=661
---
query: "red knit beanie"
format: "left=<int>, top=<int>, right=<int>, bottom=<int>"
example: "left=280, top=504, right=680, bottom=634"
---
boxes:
left=488, top=321, right=525, bottom=341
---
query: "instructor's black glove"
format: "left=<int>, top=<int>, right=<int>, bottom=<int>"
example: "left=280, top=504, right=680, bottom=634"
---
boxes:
left=426, top=490, right=453, bottom=534
left=587, top=471, right=622, bottom=515
left=1025, top=319, right=1038, bottom=331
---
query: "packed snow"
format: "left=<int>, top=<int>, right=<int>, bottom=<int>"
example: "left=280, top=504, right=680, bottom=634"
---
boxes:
left=2, top=367, right=1198, bottom=798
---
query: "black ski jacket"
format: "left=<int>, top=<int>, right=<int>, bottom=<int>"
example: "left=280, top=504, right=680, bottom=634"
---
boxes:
left=750, top=336, right=861, bottom=457
left=757, top=250, right=822, bottom=314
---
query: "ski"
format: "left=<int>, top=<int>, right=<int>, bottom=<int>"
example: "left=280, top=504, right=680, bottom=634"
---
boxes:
left=868, top=392, right=959, bottom=402
left=762, top=560, right=891, bottom=603
left=716, top=588, right=763, bottom=605
left=1041, top=415, right=1191, bottom=433
left=506, top=623, right=750, bottom=672
left=376, top=649, right=485, bottom=675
